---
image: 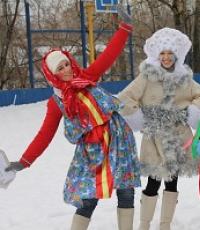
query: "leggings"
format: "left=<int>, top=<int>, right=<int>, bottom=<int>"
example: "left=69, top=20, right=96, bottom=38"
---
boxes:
left=75, top=188, right=135, bottom=218
left=143, top=176, right=178, bottom=197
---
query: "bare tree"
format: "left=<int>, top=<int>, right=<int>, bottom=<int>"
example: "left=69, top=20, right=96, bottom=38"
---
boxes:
left=0, top=0, right=20, bottom=89
left=1, top=0, right=199, bottom=90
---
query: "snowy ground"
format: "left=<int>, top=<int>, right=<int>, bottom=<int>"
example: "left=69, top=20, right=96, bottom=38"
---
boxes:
left=0, top=101, right=200, bottom=230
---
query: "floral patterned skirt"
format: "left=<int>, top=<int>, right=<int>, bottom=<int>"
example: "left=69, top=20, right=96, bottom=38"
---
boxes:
left=63, top=112, right=141, bottom=208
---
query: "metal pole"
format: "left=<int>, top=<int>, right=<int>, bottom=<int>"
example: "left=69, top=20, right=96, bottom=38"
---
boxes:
left=80, top=0, right=87, bottom=67
left=24, top=0, right=34, bottom=88
left=127, top=3, right=134, bottom=79
left=86, top=1, right=95, bottom=64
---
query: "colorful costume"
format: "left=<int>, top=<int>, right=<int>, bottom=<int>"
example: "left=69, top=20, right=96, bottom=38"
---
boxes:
left=19, top=23, right=140, bottom=208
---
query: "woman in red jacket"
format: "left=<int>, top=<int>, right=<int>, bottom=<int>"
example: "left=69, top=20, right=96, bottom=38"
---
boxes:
left=5, top=7, right=141, bottom=230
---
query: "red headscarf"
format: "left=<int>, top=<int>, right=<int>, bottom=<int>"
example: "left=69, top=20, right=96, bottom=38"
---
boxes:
left=42, top=49, right=96, bottom=126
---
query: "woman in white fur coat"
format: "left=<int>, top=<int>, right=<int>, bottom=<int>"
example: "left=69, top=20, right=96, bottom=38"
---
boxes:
left=118, top=28, right=200, bottom=230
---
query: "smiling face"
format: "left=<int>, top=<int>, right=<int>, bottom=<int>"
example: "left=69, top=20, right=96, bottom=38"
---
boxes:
left=55, top=60, right=73, bottom=81
left=159, top=50, right=176, bottom=69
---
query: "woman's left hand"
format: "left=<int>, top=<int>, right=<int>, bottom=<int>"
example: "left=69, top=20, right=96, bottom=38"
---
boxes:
left=123, top=108, right=144, bottom=132
left=5, top=162, right=25, bottom=172
left=187, top=104, right=200, bottom=129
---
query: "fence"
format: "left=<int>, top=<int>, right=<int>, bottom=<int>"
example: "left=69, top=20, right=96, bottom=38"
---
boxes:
left=1, top=74, right=200, bottom=107
left=0, top=80, right=131, bottom=107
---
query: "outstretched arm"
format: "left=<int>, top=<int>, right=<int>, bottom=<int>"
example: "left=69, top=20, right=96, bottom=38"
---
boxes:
left=83, top=20, right=133, bottom=82
left=19, top=97, right=62, bottom=167
left=6, top=97, right=62, bottom=171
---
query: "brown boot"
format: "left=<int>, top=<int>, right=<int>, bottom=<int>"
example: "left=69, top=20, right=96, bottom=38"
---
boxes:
left=160, top=191, right=178, bottom=230
left=70, top=214, right=90, bottom=230
left=138, top=193, right=158, bottom=230
left=117, top=208, right=134, bottom=230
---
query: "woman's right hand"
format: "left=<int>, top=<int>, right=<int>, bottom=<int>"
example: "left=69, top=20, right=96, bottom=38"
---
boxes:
left=117, top=4, right=133, bottom=25
left=5, top=162, right=25, bottom=172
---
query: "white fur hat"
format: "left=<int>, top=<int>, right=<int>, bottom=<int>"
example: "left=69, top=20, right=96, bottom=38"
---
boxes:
left=46, top=51, right=69, bottom=74
left=143, top=27, right=192, bottom=73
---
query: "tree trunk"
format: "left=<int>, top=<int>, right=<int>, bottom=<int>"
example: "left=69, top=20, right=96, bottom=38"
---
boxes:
left=0, top=0, right=20, bottom=89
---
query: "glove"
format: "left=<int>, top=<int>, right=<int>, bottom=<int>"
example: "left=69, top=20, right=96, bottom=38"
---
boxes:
left=123, top=108, right=144, bottom=132
left=5, top=162, right=25, bottom=172
left=187, top=104, right=200, bottom=129
left=117, top=4, right=132, bottom=25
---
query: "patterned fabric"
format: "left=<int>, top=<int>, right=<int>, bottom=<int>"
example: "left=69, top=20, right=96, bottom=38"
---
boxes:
left=54, top=86, right=141, bottom=208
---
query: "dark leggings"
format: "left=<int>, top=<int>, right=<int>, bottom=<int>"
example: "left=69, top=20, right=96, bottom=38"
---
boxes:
left=143, top=176, right=178, bottom=197
left=75, top=188, right=135, bottom=218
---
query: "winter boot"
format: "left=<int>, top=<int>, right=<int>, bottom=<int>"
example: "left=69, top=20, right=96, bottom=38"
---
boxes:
left=117, top=208, right=134, bottom=230
left=160, top=191, right=178, bottom=230
left=138, top=193, right=158, bottom=230
left=70, top=214, right=90, bottom=230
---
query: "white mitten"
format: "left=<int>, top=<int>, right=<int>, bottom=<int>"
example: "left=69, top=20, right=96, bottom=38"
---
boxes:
left=123, top=108, right=144, bottom=131
left=0, top=150, right=16, bottom=189
left=187, top=104, right=200, bottom=129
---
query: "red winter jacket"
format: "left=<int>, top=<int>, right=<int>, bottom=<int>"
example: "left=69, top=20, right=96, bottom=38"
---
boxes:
left=19, top=97, right=62, bottom=167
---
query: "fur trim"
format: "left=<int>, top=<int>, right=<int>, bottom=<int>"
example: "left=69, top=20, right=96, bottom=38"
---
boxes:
left=140, top=61, right=192, bottom=108
left=139, top=61, right=198, bottom=180
left=141, top=105, right=189, bottom=180
left=140, top=158, right=200, bottom=181
left=142, top=105, right=188, bottom=138
left=139, top=61, right=193, bottom=85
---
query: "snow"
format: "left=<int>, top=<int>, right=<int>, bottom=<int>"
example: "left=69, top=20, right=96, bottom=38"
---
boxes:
left=0, top=101, right=199, bottom=230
